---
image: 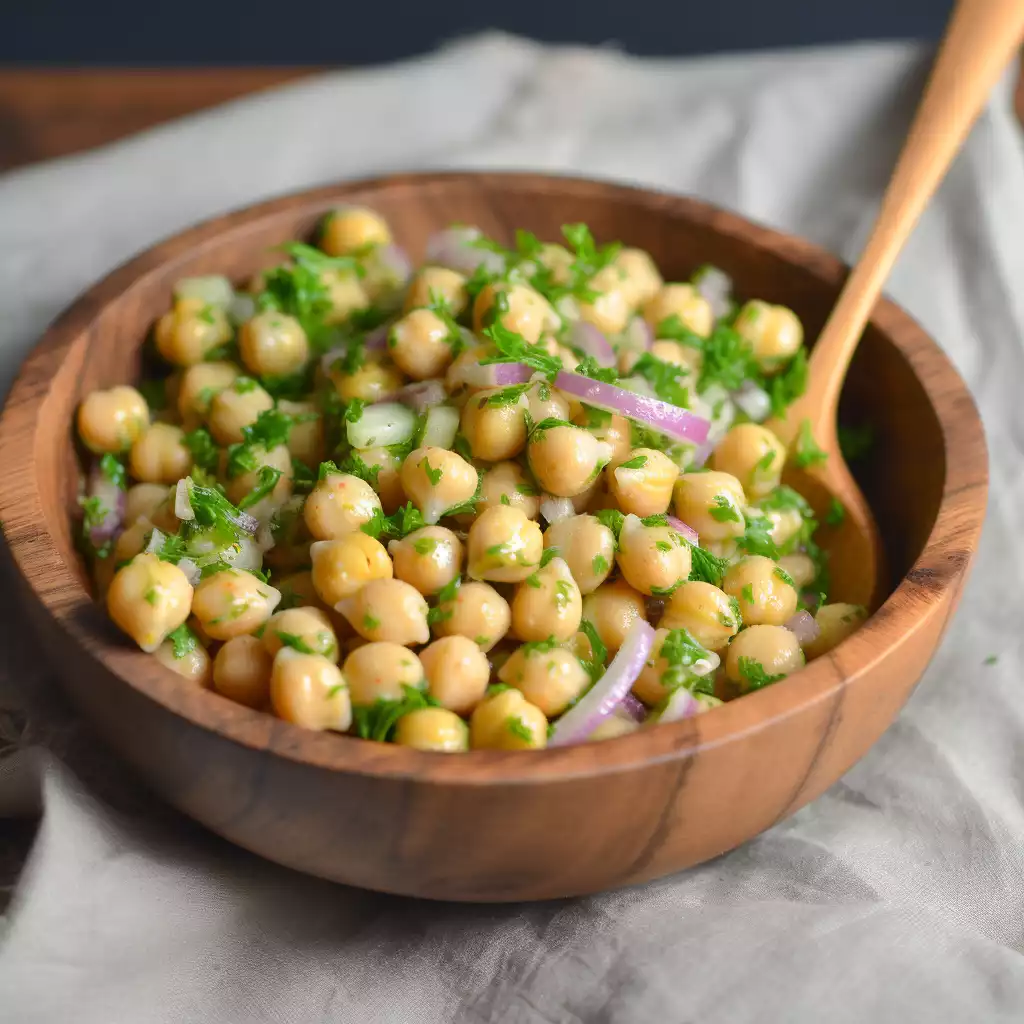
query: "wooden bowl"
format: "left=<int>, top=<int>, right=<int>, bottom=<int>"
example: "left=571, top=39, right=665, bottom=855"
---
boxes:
left=0, top=173, right=987, bottom=902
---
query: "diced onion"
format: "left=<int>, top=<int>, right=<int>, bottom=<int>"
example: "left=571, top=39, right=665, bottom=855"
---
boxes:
left=386, top=379, right=447, bottom=412
left=375, top=244, right=413, bottom=289
left=785, top=610, right=821, bottom=646
left=539, top=495, right=575, bottom=524
left=732, top=380, right=772, bottom=423
left=568, top=322, right=616, bottom=368
left=666, top=515, right=699, bottom=547
left=347, top=402, right=418, bottom=450
left=227, top=293, right=256, bottom=326
left=456, top=361, right=534, bottom=390
left=85, top=462, right=125, bottom=545
left=693, top=265, right=733, bottom=320
left=425, top=226, right=505, bottom=275
left=419, top=405, right=460, bottom=450
left=173, top=275, right=234, bottom=309
left=658, top=687, right=700, bottom=723
left=621, top=693, right=647, bottom=722
left=177, top=558, right=201, bottom=586
left=174, top=479, right=195, bottom=521
left=143, top=528, right=167, bottom=556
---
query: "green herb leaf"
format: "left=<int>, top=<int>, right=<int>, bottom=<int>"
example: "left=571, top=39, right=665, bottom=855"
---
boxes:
left=737, top=656, right=787, bottom=690
left=688, top=543, right=730, bottom=587
left=238, top=466, right=283, bottom=510
left=183, top=428, right=220, bottom=473
left=618, top=454, right=649, bottom=471
left=630, top=352, right=691, bottom=408
left=709, top=494, right=742, bottom=523
left=505, top=717, right=535, bottom=743
left=793, top=419, right=828, bottom=469
left=166, top=623, right=199, bottom=659
left=350, top=684, right=440, bottom=743
left=275, top=631, right=316, bottom=654
left=659, top=628, right=714, bottom=696
left=767, top=348, right=808, bottom=419
left=825, top=497, right=846, bottom=527
left=98, top=453, right=127, bottom=490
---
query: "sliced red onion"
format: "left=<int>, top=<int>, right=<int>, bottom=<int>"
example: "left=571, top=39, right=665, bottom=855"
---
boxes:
left=375, top=244, right=413, bottom=288
left=174, top=479, right=195, bottom=521
left=554, top=370, right=710, bottom=445
left=693, top=265, right=733, bottom=320
left=658, top=686, right=701, bottom=723
left=384, top=379, right=447, bottom=412
left=227, top=508, right=260, bottom=535
left=365, top=321, right=392, bottom=351
left=569, top=322, right=616, bottom=368
left=623, top=316, right=653, bottom=352
left=548, top=618, right=655, bottom=746
left=732, top=380, right=771, bottom=423
left=177, top=557, right=201, bottom=587
left=540, top=495, right=575, bottom=524
left=86, top=462, right=125, bottom=545
left=458, top=361, right=534, bottom=389
left=622, top=693, right=647, bottom=722
left=227, top=292, right=257, bottom=326
left=618, top=375, right=656, bottom=400
left=425, top=226, right=506, bottom=276
left=666, top=515, right=699, bottom=547
left=785, top=610, right=821, bottom=646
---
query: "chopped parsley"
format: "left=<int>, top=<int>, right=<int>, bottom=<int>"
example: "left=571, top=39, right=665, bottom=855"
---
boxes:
left=593, top=508, right=626, bottom=542
left=484, top=382, right=532, bottom=407
left=238, top=466, right=283, bottom=510
left=741, top=583, right=755, bottom=605
left=825, top=498, right=846, bottom=527
left=698, top=324, right=760, bottom=393
left=98, top=453, right=127, bottom=490
left=578, top=619, right=608, bottom=683
left=793, top=419, right=828, bottom=469
left=573, top=356, right=619, bottom=384
left=767, top=348, right=808, bottom=419
left=420, top=457, right=443, bottom=487
left=360, top=502, right=427, bottom=542
left=737, top=514, right=780, bottom=560
left=166, top=623, right=198, bottom=659
left=659, top=628, right=714, bottom=696
left=709, top=494, right=742, bottom=523
left=774, top=566, right=796, bottom=588
left=183, top=428, right=220, bottom=473
left=505, top=717, right=535, bottom=743
left=630, top=352, right=691, bottom=408
left=618, top=454, right=649, bottom=471
left=413, top=536, right=439, bottom=556
left=427, top=577, right=461, bottom=625
left=592, top=554, right=609, bottom=575
left=737, top=656, right=786, bottom=690
left=275, top=631, right=316, bottom=655
left=687, top=543, right=730, bottom=587
left=363, top=613, right=381, bottom=632
left=351, top=684, right=440, bottom=743
left=539, top=547, right=560, bottom=568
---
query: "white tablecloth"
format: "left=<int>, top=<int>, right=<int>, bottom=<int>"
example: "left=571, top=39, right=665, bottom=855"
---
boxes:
left=1, top=34, right=1023, bottom=1023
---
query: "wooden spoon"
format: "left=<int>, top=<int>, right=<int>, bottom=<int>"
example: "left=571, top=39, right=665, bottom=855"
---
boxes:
left=767, top=0, right=1024, bottom=609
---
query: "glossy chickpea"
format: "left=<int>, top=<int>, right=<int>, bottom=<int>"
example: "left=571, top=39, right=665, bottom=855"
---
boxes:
left=725, top=624, right=805, bottom=691
left=337, top=578, right=430, bottom=645
left=673, top=471, right=747, bottom=542
left=177, top=360, right=239, bottom=426
left=389, top=526, right=463, bottom=596
left=155, top=297, right=233, bottom=367
left=207, top=378, right=274, bottom=445
left=275, top=571, right=326, bottom=611
left=106, top=553, right=193, bottom=652
left=321, top=268, right=369, bottom=325
left=148, top=489, right=180, bottom=534
left=331, top=359, right=405, bottom=403
left=733, top=300, right=803, bottom=374
left=633, top=627, right=717, bottom=706
left=616, top=514, right=692, bottom=597
left=778, top=553, right=816, bottom=590
left=77, top=386, right=150, bottom=454
left=113, top=516, right=156, bottom=564
left=660, top=581, right=741, bottom=652
left=275, top=399, right=323, bottom=467
left=711, top=423, right=786, bottom=499
left=320, top=206, right=391, bottom=255
left=444, top=345, right=491, bottom=395
left=225, top=444, right=293, bottom=509
left=587, top=711, right=641, bottom=742
left=582, top=579, right=646, bottom=654
left=153, top=636, right=212, bottom=687
left=341, top=641, right=425, bottom=706
left=578, top=264, right=631, bottom=335
left=473, top=462, right=540, bottom=520
left=470, top=687, right=548, bottom=750
left=393, top=708, right=469, bottom=752
left=498, top=644, right=590, bottom=718
left=270, top=649, right=351, bottom=731
left=511, top=556, right=582, bottom=643
left=526, top=379, right=570, bottom=425
left=309, top=532, right=393, bottom=607
left=419, top=636, right=490, bottom=715
left=400, top=446, right=478, bottom=525
left=404, top=266, right=468, bottom=316
left=722, top=556, right=798, bottom=627
left=761, top=505, right=805, bottom=550
left=128, top=423, right=192, bottom=485
left=649, top=339, right=702, bottom=376
left=460, top=387, right=529, bottom=461
left=527, top=423, right=611, bottom=498
left=536, top=243, right=574, bottom=285
left=432, top=581, right=511, bottom=652
left=804, top=603, right=867, bottom=660
left=642, top=284, right=714, bottom=338
left=388, top=308, right=458, bottom=380
left=571, top=408, right=631, bottom=466
left=466, top=505, right=544, bottom=583
left=262, top=606, right=339, bottom=663
left=212, top=635, right=273, bottom=708
left=190, top=568, right=281, bottom=641
left=238, top=311, right=310, bottom=378
left=303, top=470, right=382, bottom=540
left=124, top=483, right=169, bottom=527
left=609, top=448, right=679, bottom=517
left=614, top=248, right=663, bottom=308
left=354, top=446, right=405, bottom=513
left=542, top=514, right=615, bottom=596
left=472, top=282, right=556, bottom=344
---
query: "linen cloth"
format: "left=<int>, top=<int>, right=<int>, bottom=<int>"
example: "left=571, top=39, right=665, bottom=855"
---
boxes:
left=1, top=34, right=1023, bottom=1023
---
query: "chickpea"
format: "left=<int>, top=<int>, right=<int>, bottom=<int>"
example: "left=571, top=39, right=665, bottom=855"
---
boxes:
left=527, top=423, right=611, bottom=498
left=389, top=526, right=463, bottom=596
left=433, top=581, right=511, bottom=652
left=673, top=471, right=747, bottom=542
left=711, top=424, right=786, bottom=499
left=470, top=687, right=548, bottom=750
left=444, top=345, right=491, bottom=395
left=148, top=489, right=180, bottom=534
left=262, top=606, right=339, bottom=662
left=632, top=626, right=718, bottom=706
left=582, top=579, right=646, bottom=653
left=225, top=444, right=293, bottom=509
left=587, top=711, right=641, bottom=742
left=113, top=516, right=156, bottom=564
left=337, top=578, right=430, bottom=645
left=542, top=514, right=614, bottom=595
left=128, top=422, right=192, bottom=485
left=207, top=378, right=274, bottom=445
left=320, top=206, right=391, bottom=256
left=360, top=244, right=409, bottom=303
left=353, top=446, right=405, bottom=513
left=155, top=297, right=233, bottom=367
left=571, top=408, right=631, bottom=466
left=275, top=398, right=323, bottom=467
left=393, top=708, right=469, bottom=752
left=330, top=359, right=404, bottom=404
left=303, top=470, right=382, bottom=540
left=761, top=505, right=805, bottom=550
left=270, top=648, right=352, bottom=732
left=419, top=636, right=490, bottom=715
left=614, top=248, right=663, bottom=308
left=309, top=533, right=393, bottom=607
left=642, top=284, right=714, bottom=337
left=578, top=264, right=631, bottom=335
left=77, top=385, right=150, bottom=454
left=459, top=387, right=528, bottom=462
left=498, top=643, right=590, bottom=718
left=473, top=461, right=541, bottom=520
left=526, top=379, right=570, bottom=425
left=399, top=446, right=478, bottom=525
left=276, top=570, right=324, bottom=611
left=778, top=553, right=816, bottom=590
left=404, top=266, right=468, bottom=316
left=106, top=553, right=193, bottom=652
left=124, top=483, right=169, bottom=527
left=725, top=624, right=804, bottom=691
left=238, top=311, right=309, bottom=379
left=804, top=604, right=867, bottom=660
left=466, top=505, right=544, bottom=583
left=511, top=556, right=582, bottom=643
left=212, top=634, right=273, bottom=708
left=536, top=243, right=574, bottom=286
left=722, top=556, right=798, bottom=627
left=733, top=300, right=803, bottom=374
left=343, top=641, right=425, bottom=706
left=616, top=514, right=692, bottom=597
left=608, top=448, right=679, bottom=518
left=388, top=308, right=458, bottom=380
left=473, top=282, right=556, bottom=344
left=177, top=361, right=239, bottom=426
left=153, top=635, right=212, bottom=687
left=321, top=268, right=369, bottom=324
left=660, top=581, right=741, bottom=651
left=649, top=339, right=702, bottom=377
left=190, top=568, right=281, bottom=641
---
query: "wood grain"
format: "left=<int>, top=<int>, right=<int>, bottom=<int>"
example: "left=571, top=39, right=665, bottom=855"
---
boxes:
left=0, top=173, right=988, bottom=901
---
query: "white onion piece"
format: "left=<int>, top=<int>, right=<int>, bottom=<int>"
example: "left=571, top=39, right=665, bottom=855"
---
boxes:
left=177, top=558, right=201, bottom=587
left=554, top=371, right=710, bottom=445
left=143, top=528, right=167, bottom=556
left=732, top=380, right=772, bottom=423
left=539, top=495, right=575, bottom=524
left=693, top=265, right=733, bottom=320
left=227, top=292, right=256, bottom=326
left=457, top=361, right=534, bottom=389
left=174, top=479, right=195, bottom=521
left=622, top=693, right=647, bottom=722
left=568, top=321, right=616, bottom=368
left=347, top=402, right=417, bottom=450
left=223, top=536, right=263, bottom=573
left=658, top=687, right=700, bottom=723
left=785, top=610, right=821, bottom=646
left=228, top=509, right=260, bottom=535
left=548, top=618, right=656, bottom=746
left=173, top=275, right=234, bottom=308
left=419, top=405, right=460, bottom=450
left=666, top=515, right=699, bottom=547
left=425, top=226, right=505, bottom=275
left=385, top=379, right=447, bottom=412
left=375, top=244, right=413, bottom=288
left=86, top=463, right=125, bottom=545
left=255, top=520, right=276, bottom=555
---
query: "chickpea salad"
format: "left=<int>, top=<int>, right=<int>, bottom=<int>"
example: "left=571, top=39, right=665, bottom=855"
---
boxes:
left=75, top=207, right=867, bottom=753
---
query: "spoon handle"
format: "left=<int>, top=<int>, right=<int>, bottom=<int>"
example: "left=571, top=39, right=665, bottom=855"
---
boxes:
left=806, top=0, right=1024, bottom=429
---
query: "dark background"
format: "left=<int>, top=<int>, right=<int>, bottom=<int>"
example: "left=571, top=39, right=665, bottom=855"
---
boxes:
left=4, top=0, right=953, bottom=64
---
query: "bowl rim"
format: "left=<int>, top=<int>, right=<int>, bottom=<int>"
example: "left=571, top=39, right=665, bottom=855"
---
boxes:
left=0, top=171, right=988, bottom=789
